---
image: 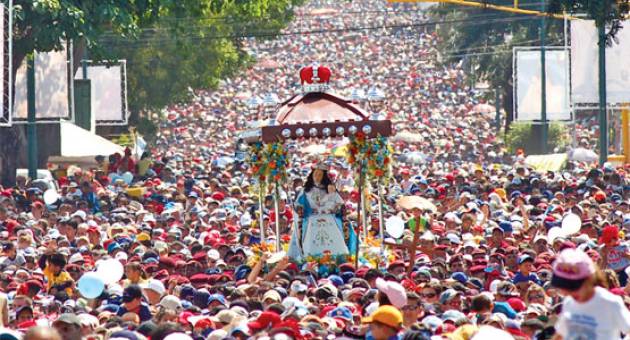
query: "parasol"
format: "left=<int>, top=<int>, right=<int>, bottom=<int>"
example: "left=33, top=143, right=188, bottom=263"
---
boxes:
left=396, top=196, right=437, bottom=212
left=400, top=151, right=427, bottom=165
left=569, top=147, right=598, bottom=163
left=392, top=131, right=424, bottom=143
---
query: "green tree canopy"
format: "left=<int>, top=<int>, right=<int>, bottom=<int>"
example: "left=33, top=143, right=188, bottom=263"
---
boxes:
left=101, top=0, right=304, bottom=124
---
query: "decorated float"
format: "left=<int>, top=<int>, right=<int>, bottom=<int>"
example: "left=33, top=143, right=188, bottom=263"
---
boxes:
left=239, top=64, right=394, bottom=269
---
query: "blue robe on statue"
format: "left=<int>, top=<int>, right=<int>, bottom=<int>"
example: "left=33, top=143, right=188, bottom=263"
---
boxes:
left=287, top=187, right=357, bottom=262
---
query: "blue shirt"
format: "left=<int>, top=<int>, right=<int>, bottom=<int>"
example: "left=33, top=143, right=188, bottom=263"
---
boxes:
left=116, top=302, right=152, bottom=322
left=512, top=271, right=542, bottom=286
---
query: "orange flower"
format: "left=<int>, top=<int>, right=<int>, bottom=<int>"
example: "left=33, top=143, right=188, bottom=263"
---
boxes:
left=269, top=162, right=276, bottom=169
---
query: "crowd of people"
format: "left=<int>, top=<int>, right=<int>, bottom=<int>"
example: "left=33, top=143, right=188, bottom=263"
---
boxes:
left=0, top=0, right=628, bottom=339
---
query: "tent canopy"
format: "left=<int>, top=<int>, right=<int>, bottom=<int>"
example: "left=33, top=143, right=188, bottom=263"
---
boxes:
left=60, top=122, right=124, bottom=158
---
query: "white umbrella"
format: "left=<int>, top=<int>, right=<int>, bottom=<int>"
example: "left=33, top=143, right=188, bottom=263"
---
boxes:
left=570, top=147, right=598, bottom=163
left=392, top=131, right=424, bottom=143
left=401, top=151, right=427, bottom=165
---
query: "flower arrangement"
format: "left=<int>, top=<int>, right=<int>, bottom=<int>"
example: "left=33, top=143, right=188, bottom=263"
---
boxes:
left=247, top=242, right=277, bottom=266
left=247, top=141, right=289, bottom=192
left=346, top=133, right=393, bottom=184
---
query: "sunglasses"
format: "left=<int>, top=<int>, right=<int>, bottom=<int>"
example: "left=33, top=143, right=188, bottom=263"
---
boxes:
left=401, top=304, right=421, bottom=311
left=421, top=292, right=436, bottom=298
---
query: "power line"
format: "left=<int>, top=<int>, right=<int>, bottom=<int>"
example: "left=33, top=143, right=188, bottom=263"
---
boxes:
left=100, top=14, right=542, bottom=48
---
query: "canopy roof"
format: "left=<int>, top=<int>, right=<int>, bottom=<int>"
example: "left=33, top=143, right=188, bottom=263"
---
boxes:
left=275, top=91, right=368, bottom=124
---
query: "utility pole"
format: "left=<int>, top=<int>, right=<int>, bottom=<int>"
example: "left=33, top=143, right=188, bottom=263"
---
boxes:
left=495, top=87, right=501, bottom=130
left=26, top=54, right=37, bottom=180
left=598, top=1, right=608, bottom=165
left=540, top=0, right=548, bottom=154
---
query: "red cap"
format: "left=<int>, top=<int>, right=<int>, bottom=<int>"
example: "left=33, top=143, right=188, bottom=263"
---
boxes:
left=247, top=311, right=281, bottom=330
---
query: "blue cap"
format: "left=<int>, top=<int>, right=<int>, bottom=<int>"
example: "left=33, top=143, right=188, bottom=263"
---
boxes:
left=499, top=221, right=513, bottom=233
left=234, top=265, right=252, bottom=281
left=518, top=254, right=533, bottom=265
left=451, top=272, right=468, bottom=284
left=180, top=285, right=196, bottom=300
left=510, top=191, right=522, bottom=199
left=340, top=271, right=355, bottom=283
left=328, top=306, right=353, bottom=321
left=328, top=275, right=343, bottom=287
left=611, top=194, right=622, bottom=203
left=207, top=294, right=226, bottom=306
left=107, top=242, right=121, bottom=254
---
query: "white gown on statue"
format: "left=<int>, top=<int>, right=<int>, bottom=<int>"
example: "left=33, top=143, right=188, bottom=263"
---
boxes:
left=299, top=187, right=349, bottom=258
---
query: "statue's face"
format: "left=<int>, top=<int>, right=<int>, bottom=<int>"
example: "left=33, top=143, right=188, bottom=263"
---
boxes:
left=313, top=169, right=324, bottom=184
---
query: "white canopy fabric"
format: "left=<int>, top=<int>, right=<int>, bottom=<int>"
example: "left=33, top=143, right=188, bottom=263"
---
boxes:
left=60, top=121, right=124, bottom=157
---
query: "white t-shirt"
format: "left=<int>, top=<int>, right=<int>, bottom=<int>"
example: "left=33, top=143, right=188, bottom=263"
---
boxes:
left=556, top=286, right=630, bottom=340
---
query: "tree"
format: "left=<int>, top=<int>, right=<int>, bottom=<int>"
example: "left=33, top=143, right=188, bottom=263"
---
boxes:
left=429, top=1, right=563, bottom=134
left=0, top=0, right=302, bottom=185
left=101, top=0, right=304, bottom=131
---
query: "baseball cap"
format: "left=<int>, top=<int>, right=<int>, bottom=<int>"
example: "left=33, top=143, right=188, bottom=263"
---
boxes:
left=122, top=285, right=144, bottom=303
left=375, top=278, right=407, bottom=309
left=361, top=305, right=403, bottom=330
left=496, top=281, right=519, bottom=297
left=551, top=248, right=596, bottom=291
left=247, top=311, right=281, bottom=330
left=159, top=295, right=183, bottom=312
left=143, top=279, right=166, bottom=296
left=53, top=313, right=82, bottom=327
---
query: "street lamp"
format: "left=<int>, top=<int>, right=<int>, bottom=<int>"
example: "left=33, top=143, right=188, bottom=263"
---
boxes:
left=350, top=88, right=365, bottom=104
left=263, top=93, right=279, bottom=123
left=246, top=96, right=262, bottom=121
left=367, top=87, right=386, bottom=120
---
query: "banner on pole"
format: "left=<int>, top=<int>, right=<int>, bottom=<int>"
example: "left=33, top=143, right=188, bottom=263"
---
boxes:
left=12, top=42, right=74, bottom=122
left=513, top=47, right=571, bottom=122
left=75, top=60, right=128, bottom=126
left=571, top=20, right=630, bottom=105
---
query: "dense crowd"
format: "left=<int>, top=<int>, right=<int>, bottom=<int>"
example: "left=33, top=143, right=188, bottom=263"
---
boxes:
left=0, top=0, right=628, bottom=339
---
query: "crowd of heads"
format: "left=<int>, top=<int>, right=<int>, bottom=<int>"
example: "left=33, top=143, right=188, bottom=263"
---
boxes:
left=0, top=0, right=626, bottom=339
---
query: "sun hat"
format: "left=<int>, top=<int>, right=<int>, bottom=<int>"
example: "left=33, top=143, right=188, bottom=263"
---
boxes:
left=375, top=278, right=408, bottom=308
left=551, top=248, right=596, bottom=291
left=361, top=305, right=403, bottom=330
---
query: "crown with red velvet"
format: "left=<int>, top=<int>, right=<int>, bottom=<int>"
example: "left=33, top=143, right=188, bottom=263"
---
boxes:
left=300, top=64, right=331, bottom=85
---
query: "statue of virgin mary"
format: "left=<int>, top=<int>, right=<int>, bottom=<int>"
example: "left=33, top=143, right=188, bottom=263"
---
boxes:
left=287, top=162, right=355, bottom=262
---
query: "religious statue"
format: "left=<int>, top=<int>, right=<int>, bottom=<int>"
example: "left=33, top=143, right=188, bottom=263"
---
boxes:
left=287, top=162, right=353, bottom=262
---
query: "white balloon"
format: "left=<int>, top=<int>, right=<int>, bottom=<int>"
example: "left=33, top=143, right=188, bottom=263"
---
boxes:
left=43, top=189, right=60, bottom=206
left=547, top=227, right=563, bottom=242
left=122, top=172, right=134, bottom=185
left=95, top=259, right=124, bottom=285
left=385, top=216, right=405, bottom=239
left=561, top=213, right=582, bottom=236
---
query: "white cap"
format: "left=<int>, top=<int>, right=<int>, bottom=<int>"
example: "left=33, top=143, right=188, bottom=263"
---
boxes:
left=68, top=253, right=84, bottom=264
left=143, top=279, right=166, bottom=296
left=207, top=249, right=220, bottom=261
left=159, top=295, right=183, bottom=312
left=164, top=333, right=192, bottom=340
left=71, top=210, right=87, bottom=221
left=115, top=252, right=128, bottom=262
